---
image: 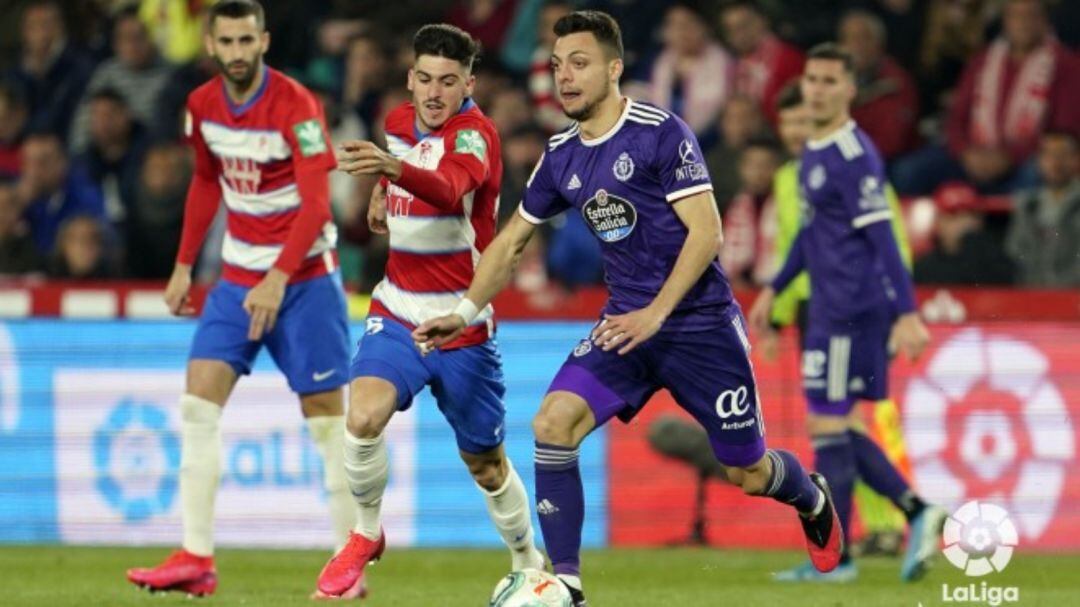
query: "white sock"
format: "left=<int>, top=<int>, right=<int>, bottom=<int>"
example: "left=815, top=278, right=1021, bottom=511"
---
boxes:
left=344, top=431, right=388, bottom=541
left=307, top=415, right=356, bottom=550
left=477, top=458, right=544, bottom=570
left=179, top=394, right=222, bottom=557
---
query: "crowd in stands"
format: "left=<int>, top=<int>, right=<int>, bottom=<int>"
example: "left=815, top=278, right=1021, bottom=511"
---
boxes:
left=0, top=0, right=1077, bottom=292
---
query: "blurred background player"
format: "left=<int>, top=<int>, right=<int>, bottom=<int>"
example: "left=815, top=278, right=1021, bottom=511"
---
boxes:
left=125, top=0, right=353, bottom=596
left=313, top=24, right=544, bottom=600
left=415, top=11, right=843, bottom=606
left=750, top=44, right=946, bottom=583
left=768, top=82, right=916, bottom=558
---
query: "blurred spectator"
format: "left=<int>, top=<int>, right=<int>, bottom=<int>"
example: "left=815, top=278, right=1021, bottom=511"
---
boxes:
left=4, top=1, right=94, bottom=140
left=138, top=0, right=209, bottom=64
left=918, top=0, right=990, bottom=118
left=721, top=1, right=804, bottom=125
left=47, top=214, right=115, bottom=279
left=1007, top=131, right=1080, bottom=287
left=0, top=181, right=42, bottom=275
left=545, top=212, right=603, bottom=288
left=445, top=0, right=520, bottom=54
left=151, top=12, right=218, bottom=142
left=527, top=0, right=573, bottom=134
left=895, top=0, right=1080, bottom=195
left=0, top=82, right=28, bottom=178
left=579, top=0, right=668, bottom=70
left=70, top=6, right=174, bottom=151
left=863, top=0, right=930, bottom=72
left=631, top=2, right=733, bottom=139
left=499, top=123, right=546, bottom=225
left=129, top=142, right=188, bottom=278
left=769, top=83, right=812, bottom=330
left=706, top=95, right=766, bottom=211
left=914, top=181, right=1014, bottom=284
left=720, top=137, right=782, bottom=289
left=840, top=9, right=920, bottom=160
left=489, top=87, right=532, bottom=138
left=340, top=33, right=389, bottom=138
left=16, top=133, right=105, bottom=254
left=80, top=88, right=150, bottom=241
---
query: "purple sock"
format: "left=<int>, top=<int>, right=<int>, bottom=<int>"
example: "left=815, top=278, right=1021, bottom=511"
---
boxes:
left=848, top=430, right=924, bottom=520
left=534, top=442, right=585, bottom=577
left=813, top=433, right=856, bottom=543
left=763, top=449, right=822, bottom=514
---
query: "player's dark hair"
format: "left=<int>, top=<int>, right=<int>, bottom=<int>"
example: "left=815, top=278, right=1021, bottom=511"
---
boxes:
left=722, top=0, right=767, bottom=19
left=88, top=87, right=128, bottom=108
left=413, top=24, right=481, bottom=72
left=775, top=81, right=803, bottom=113
left=553, top=10, right=624, bottom=60
left=208, top=0, right=265, bottom=31
left=807, top=42, right=855, bottom=74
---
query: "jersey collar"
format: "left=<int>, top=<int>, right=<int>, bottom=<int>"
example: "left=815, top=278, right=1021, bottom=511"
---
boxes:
left=224, top=65, right=270, bottom=117
left=579, top=97, right=633, bottom=147
left=413, top=97, right=477, bottom=141
left=806, top=119, right=856, bottom=151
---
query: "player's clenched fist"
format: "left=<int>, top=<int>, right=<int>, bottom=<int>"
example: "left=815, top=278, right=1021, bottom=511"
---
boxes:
left=412, top=314, right=467, bottom=354
left=889, top=312, right=931, bottom=362
left=747, top=287, right=776, bottom=335
left=164, top=263, right=195, bottom=316
left=336, top=140, right=402, bottom=179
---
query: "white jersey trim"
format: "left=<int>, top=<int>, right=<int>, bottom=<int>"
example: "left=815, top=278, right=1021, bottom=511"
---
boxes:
left=517, top=204, right=548, bottom=225
left=220, top=181, right=300, bottom=215
left=666, top=183, right=713, bottom=203
left=201, top=120, right=291, bottom=163
left=806, top=120, right=858, bottom=151
left=387, top=214, right=474, bottom=254
left=579, top=98, right=636, bottom=147
left=852, top=209, right=892, bottom=229
left=372, top=278, right=493, bottom=327
left=221, top=226, right=336, bottom=271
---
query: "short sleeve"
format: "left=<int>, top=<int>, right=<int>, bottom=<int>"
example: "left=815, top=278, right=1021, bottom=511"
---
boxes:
left=283, top=89, right=337, bottom=172
left=184, top=101, right=217, bottom=180
left=653, top=115, right=713, bottom=203
left=518, top=151, right=570, bottom=224
left=842, top=155, right=893, bottom=229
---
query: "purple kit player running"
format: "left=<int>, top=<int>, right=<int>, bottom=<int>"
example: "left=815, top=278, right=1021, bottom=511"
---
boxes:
left=750, top=44, right=946, bottom=583
left=416, top=11, right=842, bottom=605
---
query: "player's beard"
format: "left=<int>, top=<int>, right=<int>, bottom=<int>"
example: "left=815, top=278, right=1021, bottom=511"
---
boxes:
left=563, top=80, right=610, bottom=122
left=217, top=56, right=262, bottom=92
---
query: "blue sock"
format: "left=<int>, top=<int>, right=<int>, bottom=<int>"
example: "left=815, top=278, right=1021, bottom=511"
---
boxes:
left=813, top=433, right=856, bottom=554
left=534, top=442, right=585, bottom=577
left=847, top=430, right=925, bottom=521
left=763, top=449, right=822, bottom=515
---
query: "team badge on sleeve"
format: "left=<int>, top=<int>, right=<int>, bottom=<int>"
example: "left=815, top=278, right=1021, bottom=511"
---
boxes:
left=455, top=129, right=487, bottom=161
left=293, top=119, right=328, bottom=157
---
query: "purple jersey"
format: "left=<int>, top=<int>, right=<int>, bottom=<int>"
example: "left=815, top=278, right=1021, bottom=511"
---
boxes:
left=519, top=99, right=733, bottom=331
left=797, top=121, right=901, bottom=329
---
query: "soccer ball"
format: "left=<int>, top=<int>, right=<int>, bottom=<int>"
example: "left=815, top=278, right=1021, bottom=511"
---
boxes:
left=489, top=569, right=573, bottom=607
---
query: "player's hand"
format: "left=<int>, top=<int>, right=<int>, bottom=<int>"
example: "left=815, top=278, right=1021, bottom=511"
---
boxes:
left=368, top=182, right=388, bottom=234
left=759, top=328, right=781, bottom=362
left=243, top=269, right=287, bottom=341
left=889, top=312, right=931, bottom=362
left=592, top=305, right=666, bottom=355
left=748, top=287, right=775, bottom=335
left=337, top=140, right=402, bottom=180
left=164, top=264, right=195, bottom=316
left=412, top=314, right=467, bottom=353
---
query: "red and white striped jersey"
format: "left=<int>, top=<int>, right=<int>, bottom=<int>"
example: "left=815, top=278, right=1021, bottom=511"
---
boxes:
left=181, top=67, right=337, bottom=286
left=369, top=99, right=502, bottom=349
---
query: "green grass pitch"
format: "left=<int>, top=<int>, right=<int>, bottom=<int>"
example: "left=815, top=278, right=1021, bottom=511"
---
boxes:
left=3, top=545, right=1078, bottom=606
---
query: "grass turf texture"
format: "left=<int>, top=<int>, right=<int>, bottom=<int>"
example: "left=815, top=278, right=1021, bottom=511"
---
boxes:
left=3, top=546, right=1078, bottom=606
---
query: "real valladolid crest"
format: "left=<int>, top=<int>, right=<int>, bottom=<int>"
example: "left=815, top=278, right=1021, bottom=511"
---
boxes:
left=939, top=501, right=1021, bottom=606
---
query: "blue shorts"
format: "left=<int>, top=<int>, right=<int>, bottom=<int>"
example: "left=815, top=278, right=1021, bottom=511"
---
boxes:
left=801, top=312, right=892, bottom=415
left=547, top=309, right=766, bottom=468
left=350, top=316, right=506, bottom=454
left=190, top=273, right=351, bottom=395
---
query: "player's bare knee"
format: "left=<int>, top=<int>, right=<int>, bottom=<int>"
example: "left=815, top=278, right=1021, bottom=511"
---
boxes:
left=185, top=360, right=235, bottom=405
left=346, top=405, right=387, bottom=438
left=300, top=389, right=343, bottom=418
left=807, top=413, right=849, bottom=437
left=532, top=393, right=589, bottom=447
left=465, top=454, right=506, bottom=492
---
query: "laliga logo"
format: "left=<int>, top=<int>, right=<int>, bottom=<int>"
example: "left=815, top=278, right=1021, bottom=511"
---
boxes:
left=903, top=328, right=1075, bottom=540
left=94, top=399, right=180, bottom=522
left=943, top=500, right=1018, bottom=576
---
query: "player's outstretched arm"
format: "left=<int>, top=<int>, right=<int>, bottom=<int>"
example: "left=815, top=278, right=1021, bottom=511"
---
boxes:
left=595, top=191, right=722, bottom=355
left=749, top=228, right=807, bottom=334
left=412, top=212, right=538, bottom=350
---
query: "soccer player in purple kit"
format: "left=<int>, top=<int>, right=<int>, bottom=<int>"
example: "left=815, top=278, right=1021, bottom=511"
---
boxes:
left=416, top=11, right=842, bottom=605
left=749, top=44, right=947, bottom=583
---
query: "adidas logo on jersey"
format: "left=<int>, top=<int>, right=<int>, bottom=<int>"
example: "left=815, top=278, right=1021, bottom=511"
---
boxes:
left=537, top=499, right=560, bottom=515
left=568, top=174, right=581, bottom=190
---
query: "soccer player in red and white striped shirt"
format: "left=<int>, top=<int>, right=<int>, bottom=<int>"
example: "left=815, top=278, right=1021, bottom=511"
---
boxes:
left=313, top=24, right=544, bottom=599
left=126, top=1, right=353, bottom=596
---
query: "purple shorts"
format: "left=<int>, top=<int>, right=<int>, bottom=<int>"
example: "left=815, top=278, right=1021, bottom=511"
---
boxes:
left=548, top=309, right=766, bottom=468
left=801, top=314, right=892, bottom=416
